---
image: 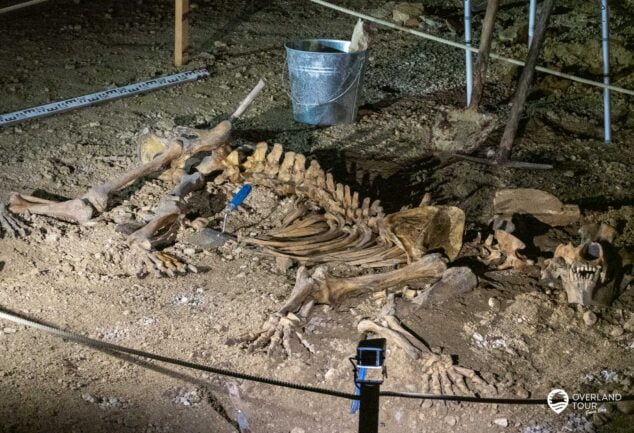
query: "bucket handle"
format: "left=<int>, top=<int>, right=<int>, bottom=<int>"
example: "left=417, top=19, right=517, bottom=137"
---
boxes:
left=282, top=54, right=366, bottom=107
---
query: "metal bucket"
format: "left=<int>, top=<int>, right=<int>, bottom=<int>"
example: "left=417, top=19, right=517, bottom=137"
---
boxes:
left=285, top=39, right=367, bottom=125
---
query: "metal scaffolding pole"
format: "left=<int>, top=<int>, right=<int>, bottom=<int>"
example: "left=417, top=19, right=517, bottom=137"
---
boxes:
left=307, top=0, right=634, bottom=97
left=601, top=0, right=611, bottom=144
left=464, top=0, right=473, bottom=106
left=528, top=0, right=537, bottom=46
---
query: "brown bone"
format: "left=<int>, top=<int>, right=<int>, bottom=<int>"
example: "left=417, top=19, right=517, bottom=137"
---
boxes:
left=8, top=194, right=94, bottom=224
left=277, top=253, right=447, bottom=315
left=83, top=139, right=183, bottom=213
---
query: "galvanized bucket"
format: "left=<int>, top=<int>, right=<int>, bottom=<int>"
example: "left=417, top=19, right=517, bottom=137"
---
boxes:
left=285, top=39, right=367, bottom=125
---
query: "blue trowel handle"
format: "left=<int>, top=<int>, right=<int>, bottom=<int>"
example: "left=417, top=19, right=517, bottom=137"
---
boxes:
left=226, top=184, right=252, bottom=212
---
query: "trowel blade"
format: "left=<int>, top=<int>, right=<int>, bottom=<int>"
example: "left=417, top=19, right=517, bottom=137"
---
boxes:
left=187, top=228, right=236, bottom=249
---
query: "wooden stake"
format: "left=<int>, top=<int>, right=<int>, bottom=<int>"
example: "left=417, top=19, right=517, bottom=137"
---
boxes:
left=469, top=0, right=499, bottom=110
left=174, top=0, right=190, bottom=67
left=497, top=0, right=555, bottom=163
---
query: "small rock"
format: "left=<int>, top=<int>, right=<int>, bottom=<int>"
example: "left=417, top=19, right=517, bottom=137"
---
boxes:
left=324, top=368, right=336, bottom=381
left=498, top=23, right=528, bottom=43
left=610, top=326, right=625, bottom=337
left=404, top=17, right=421, bottom=27
left=515, top=386, right=530, bottom=399
left=583, top=311, right=598, bottom=327
left=290, top=428, right=305, bottom=433
left=2, top=327, right=17, bottom=334
left=420, top=16, right=443, bottom=30
left=494, top=418, right=509, bottom=427
left=444, top=415, right=457, bottom=426
left=81, top=393, right=97, bottom=403
left=45, top=232, right=60, bottom=243
left=488, top=297, right=501, bottom=310
left=616, top=400, right=634, bottom=414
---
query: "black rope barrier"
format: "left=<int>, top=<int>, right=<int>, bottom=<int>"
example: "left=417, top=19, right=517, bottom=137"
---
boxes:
left=0, top=309, right=357, bottom=401
left=379, top=391, right=548, bottom=404
left=1, top=308, right=632, bottom=408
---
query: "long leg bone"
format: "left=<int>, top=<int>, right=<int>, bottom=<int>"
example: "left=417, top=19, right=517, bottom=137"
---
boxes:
left=236, top=254, right=447, bottom=356
left=7, top=139, right=183, bottom=223
left=84, top=139, right=184, bottom=213
left=9, top=194, right=94, bottom=224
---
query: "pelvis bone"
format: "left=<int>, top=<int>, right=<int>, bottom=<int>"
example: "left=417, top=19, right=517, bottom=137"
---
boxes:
left=542, top=223, right=623, bottom=306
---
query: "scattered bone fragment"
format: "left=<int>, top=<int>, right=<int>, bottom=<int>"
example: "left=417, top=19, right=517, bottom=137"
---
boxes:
left=479, top=230, right=532, bottom=270
left=493, top=188, right=580, bottom=227
left=132, top=244, right=196, bottom=278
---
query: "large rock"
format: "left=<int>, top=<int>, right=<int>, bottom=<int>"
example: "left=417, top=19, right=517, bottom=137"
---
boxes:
left=494, top=189, right=581, bottom=227
left=413, top=267, right=477, bottom=304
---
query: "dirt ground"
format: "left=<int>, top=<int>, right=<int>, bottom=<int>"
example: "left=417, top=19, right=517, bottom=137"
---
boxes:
left=0, top=1, right=633, bottom=432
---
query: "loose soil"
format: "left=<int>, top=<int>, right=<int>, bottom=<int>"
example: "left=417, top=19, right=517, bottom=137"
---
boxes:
left=0, top=1, right=633, bottom=433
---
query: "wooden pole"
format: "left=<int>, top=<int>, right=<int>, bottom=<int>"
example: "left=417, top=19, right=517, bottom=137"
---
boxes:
left=496, top=0, right=555, bottom=163
left=174, top=0, right=190, bottom=67
left=469, top=0, right=499, bottom=110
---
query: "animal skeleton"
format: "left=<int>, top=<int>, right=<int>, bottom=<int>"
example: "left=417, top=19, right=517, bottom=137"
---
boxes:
left=1, top=79, right=498, bottom=400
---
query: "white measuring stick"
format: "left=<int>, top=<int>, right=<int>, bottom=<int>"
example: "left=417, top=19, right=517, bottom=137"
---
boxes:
left=0, top=69, right=209, bottom=127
